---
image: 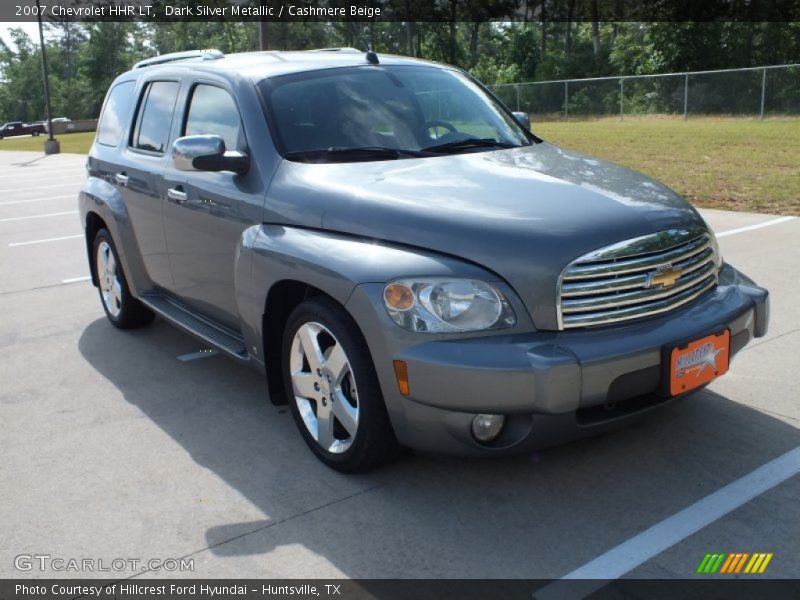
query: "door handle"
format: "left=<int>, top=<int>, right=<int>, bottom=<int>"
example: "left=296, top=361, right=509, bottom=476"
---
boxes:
left=114, top=172, right=129, bottom=186
left=167, top=186, right=187, bottom=204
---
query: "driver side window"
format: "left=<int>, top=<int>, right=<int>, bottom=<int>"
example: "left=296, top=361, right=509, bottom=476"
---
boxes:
left=184, top=85, right=243, bottom=151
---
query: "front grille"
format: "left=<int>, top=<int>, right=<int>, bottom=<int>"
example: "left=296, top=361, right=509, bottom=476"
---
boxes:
left=558, top=228, right=719, bottom=329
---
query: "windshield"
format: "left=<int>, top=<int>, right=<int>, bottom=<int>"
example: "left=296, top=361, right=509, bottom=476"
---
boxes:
left=259, top=65, right=531, bottom=162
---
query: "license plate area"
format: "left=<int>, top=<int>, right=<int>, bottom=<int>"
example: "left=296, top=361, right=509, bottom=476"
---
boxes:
left=668, top=330, right=730, bottom=396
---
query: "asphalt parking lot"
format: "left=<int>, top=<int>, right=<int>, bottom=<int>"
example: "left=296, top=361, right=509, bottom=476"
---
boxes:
left=1, top=150, right=798, bottom=584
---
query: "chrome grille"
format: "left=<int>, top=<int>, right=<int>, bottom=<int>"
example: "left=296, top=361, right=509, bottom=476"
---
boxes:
left=557, top=228, right=719, bottom=329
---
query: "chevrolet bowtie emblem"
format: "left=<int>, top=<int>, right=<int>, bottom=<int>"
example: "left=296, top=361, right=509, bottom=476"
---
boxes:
left=648, top=265, right=682, bottom=288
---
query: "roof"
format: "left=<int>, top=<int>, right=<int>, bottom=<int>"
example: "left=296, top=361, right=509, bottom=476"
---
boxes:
left=129, top=48, right=443, bottom=82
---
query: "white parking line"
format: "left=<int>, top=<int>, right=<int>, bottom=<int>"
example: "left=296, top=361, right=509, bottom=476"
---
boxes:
left=0, top=210, right=78, bottom=222
left=0, top=167, right=83, bottom=180
left=0, top=181, right=85, bottom=193
left=717, top=216, right=796, bottom=238
left=62, top=276, right=91, bottom=284
left=534, top=446, right=800, bottom=600
left=177, top=350, right=220, bottom=361
left=0, top=194, right=75, bottom=206
left=8, top=234, right=82, bottom=247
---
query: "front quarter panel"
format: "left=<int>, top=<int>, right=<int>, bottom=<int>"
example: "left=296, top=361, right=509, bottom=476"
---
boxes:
left=237, top=224, right=533, bottom=364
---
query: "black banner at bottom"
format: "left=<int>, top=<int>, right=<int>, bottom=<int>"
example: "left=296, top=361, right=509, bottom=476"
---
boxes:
left=2, top=579, right=800, bottom=600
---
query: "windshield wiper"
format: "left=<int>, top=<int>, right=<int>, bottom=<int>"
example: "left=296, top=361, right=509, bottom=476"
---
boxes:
left=422, top=138, right=519, bottom=154
left=283, top=146, right=431, bottom=163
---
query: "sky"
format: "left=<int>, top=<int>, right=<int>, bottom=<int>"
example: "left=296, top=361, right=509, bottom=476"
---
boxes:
left=0, top=22, right=46, bottom=49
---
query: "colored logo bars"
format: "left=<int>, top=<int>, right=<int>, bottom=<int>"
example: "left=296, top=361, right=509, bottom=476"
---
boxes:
left=696, top=552, right=773, bottom=574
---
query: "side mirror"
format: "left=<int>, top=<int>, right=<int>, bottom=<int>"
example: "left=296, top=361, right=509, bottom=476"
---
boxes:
left=173, top=135, right=250, bottom=175
left=512, top=111, right=531, bottom=131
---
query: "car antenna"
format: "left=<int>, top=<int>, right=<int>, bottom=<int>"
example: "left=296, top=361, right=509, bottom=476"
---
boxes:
left=366, top=49, right=379, bottom=65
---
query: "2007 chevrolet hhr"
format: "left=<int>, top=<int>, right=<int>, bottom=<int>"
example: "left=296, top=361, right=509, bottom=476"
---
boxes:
left=80, top=48, right=769, bottom=471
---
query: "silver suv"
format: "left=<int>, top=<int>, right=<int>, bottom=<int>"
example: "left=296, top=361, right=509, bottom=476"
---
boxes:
left=80, top=48, right=769, bottom=471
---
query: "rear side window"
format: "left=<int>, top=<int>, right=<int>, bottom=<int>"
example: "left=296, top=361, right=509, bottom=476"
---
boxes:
left=184, top=85, right=243, bottom=151
left=96, top=81, right=135, bottom=147
left=131, top=81, right=180, bottom=154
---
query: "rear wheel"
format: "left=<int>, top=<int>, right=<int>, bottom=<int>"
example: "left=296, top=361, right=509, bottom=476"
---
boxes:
left=282, top=297, right=400, bottom=472
left=93, top=229, right=154, bottom=329
left=32, top=131, right=40, bottom=137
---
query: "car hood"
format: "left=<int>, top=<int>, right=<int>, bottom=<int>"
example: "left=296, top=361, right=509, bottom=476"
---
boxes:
left=265, top=142, right=707, bottom=330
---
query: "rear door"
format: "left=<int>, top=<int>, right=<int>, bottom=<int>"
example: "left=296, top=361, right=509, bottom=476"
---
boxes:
left=161, top=80, right=264, bottom=329
left=115, top=79, right=181, bottom=289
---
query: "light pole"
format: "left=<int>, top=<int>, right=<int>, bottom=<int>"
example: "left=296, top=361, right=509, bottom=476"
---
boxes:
left=36, top=0, right=59, bottom=154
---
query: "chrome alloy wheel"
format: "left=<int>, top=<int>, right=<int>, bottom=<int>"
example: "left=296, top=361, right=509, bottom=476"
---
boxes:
left=96, top=240, right=122, bottom=318
left=290, top=322, right=360, bottom=454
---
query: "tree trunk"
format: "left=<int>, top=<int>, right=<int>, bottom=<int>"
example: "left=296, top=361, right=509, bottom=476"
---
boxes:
left=469, top=22, right=480, bottom=67
left=404, top=0, right=413, bottom=55
left=258, top=21, right=269, bottom=50
left=111, top=22, right=120, bottom=79
left=448, top=0, right=457, bottom=65
left=565, top=0, right=575, bottom=53
left=540, top=0, right=547, bottom=57
left=590, top=0, right=600, bottom=58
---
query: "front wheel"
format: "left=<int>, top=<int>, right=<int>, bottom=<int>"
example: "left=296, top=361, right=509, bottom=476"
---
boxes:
left=282, top=297, right=400, bottom=472
left=32, top=131, right=40, bottom=137
left=93, top=229, right=154, bottom=329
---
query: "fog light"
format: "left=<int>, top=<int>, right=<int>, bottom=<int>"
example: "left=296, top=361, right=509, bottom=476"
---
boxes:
left=471, top=414, right=505, bottom=443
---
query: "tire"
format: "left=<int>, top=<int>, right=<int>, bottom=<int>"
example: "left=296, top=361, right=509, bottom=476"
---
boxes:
left=92, top=229, right=154, bottom=329
left=32, top=131, right=40, bottom=137
left=282, top=297, right=401, bottom=472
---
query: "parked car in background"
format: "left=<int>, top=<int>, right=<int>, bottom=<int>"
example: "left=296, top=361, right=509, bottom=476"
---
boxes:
left=43, top=117, right=71, bottom=134
left=79, top=48, right=769, bottom=472
left=0, top=121, right=46, bottom=139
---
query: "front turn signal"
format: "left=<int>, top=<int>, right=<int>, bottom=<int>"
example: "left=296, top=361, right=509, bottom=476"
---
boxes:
left=393, top=360, right=410, bottom=396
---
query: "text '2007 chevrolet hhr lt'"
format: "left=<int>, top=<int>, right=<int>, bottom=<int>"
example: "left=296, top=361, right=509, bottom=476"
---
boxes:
left=79, top=48, right=769, bottom=472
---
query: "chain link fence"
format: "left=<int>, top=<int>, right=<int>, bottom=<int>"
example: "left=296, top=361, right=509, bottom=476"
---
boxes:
left=491, top=64, right=800, bottom=121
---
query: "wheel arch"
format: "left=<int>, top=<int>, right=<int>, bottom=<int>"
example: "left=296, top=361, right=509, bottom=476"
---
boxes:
left=84, top=211, right=108, bottom=287
left=79, top=177, right=151, bottom=297
left=262, top=280, right=328, bottom=405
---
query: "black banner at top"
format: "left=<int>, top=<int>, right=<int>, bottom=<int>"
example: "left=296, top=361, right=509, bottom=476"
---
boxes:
left=3, top=0, right=800, bottom=23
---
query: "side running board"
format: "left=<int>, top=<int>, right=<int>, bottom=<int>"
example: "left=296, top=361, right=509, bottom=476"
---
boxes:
left=138, top=292, right=249, bottom=360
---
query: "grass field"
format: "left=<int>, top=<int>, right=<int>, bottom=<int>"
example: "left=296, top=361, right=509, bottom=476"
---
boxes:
left=1, top=118, right=797, bottom=214
left=536, top=117, right=800, bottom=215
left=0, top=131, right=96, bottom=154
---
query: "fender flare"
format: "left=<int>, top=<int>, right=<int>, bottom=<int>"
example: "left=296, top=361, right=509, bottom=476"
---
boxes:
left=79, top=176, right=152, bottom=296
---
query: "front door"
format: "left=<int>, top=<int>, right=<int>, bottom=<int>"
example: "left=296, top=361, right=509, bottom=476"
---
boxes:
left=162, top=82, right=264, bottom=330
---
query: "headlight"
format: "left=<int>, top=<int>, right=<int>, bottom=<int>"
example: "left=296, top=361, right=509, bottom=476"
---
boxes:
left=708, top=229, right=723, bottom=269
left=383, top=278, right=516, bottom=332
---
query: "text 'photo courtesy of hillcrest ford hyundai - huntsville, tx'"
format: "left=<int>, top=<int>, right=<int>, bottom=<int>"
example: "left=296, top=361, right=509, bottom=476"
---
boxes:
left=79, top=47, right=768, bottom=472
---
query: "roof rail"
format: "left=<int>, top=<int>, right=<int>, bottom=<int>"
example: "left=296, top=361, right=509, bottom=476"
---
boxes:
left=133, top=49, right=224, bottom=70
left=311, top=47, right=362, bottom=53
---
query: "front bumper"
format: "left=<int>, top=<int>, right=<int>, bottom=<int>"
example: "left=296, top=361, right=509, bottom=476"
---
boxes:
left=346, top=264, right=768, bottom=456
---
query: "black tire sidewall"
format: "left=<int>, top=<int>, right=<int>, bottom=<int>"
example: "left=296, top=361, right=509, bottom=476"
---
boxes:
left=281, top=297, right=397, bottom=472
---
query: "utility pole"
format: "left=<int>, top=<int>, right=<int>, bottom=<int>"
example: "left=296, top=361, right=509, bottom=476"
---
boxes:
left=36, top=0, right=59, bottom=154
